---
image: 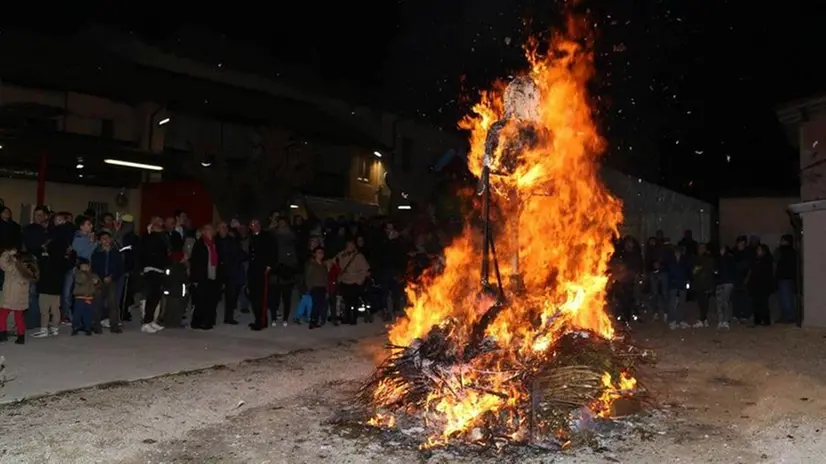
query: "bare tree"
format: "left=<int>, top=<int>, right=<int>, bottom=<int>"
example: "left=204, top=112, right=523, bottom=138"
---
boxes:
left=189, top=124, right=316, bottom=220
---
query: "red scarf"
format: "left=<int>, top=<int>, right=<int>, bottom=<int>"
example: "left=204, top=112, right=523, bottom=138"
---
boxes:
left=204, top=238, right=218, bottom=266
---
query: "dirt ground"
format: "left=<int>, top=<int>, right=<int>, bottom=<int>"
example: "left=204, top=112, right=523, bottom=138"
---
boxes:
left=1, top=323, right=825, bottom=464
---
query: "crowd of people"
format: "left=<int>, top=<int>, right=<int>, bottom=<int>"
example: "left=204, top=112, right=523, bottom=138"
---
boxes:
left=0, top=202, right=802, bottom=345
left=0, top=204, right=445, bottom=344
left=609, top=229, right=798, bottom=329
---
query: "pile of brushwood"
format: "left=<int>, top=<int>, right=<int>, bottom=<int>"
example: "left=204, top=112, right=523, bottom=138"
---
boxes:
left=359, top=315, right=654, bottom=447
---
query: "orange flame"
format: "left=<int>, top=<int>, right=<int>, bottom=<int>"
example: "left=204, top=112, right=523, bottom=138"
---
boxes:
left=375, top=12, right=627, bottom=443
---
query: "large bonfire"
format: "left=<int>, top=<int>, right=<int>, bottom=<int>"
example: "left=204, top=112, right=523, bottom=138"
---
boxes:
left=360, top=12, right=646, bottom=449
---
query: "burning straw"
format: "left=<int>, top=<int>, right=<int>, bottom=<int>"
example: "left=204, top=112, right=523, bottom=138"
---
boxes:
left=359, top=320, right=652, bottom=448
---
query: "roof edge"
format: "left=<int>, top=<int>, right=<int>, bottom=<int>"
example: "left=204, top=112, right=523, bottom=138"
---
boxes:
left=788, top=199, right=826, bottom=214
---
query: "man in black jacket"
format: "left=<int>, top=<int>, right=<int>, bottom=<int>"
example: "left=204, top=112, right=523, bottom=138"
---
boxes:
left=376, top=226, right=408, bottom=321
left=32, top=239, right=71, bottom=337
left=247, top=219, right=273, bottom=330
left=0, top=206, right=21, bottom=252
left=216, top=222, right=245, bottom=325
left=189, top=224, right=221, bottom=330
left=775, top=235, right=798, bottom=324
left=140, top=216, right=170, bottom=334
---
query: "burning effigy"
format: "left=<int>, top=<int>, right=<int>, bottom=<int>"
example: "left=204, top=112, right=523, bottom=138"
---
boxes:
left=357, top=13, right=651, bottom=449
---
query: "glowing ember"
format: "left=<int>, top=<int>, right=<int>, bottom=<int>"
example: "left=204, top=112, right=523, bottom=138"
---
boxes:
left=361, top=11, right=642, bottom=448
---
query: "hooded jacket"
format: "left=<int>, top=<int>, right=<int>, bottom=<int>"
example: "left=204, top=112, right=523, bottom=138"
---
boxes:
left=71, top=231, right=98, bottom=261
left=0, top=250, right=39, bottom=310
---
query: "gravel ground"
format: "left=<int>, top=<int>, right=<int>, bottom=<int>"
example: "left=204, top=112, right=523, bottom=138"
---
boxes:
left=1, top=323, right=825, bottom=464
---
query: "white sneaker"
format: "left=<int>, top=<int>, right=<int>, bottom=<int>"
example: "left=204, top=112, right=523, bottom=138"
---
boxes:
left=271, top=321, right=278, bottom=327
left=692, top=321, right=704, bottom=329
left=720, top=322, right=730, bottom=329
left=282, top=321, right=288, bottom=327
left=703, top=320, right=710, bottom=328
left=31, top=328, right=50, bottom=338
left=49, top=327, right=59, bottom=336
left=679, top=322, right=690, bottom=329
left=141, top=323, right=157, bottom=333
left=101, top=319, right=111, bottom=329
left=150, top=322, right=165, bottom=331
left=669, top=321, right=678, bottom=330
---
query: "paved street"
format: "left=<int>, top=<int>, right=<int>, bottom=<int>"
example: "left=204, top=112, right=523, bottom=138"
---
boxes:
left=0, top=310, right=384, bottom=403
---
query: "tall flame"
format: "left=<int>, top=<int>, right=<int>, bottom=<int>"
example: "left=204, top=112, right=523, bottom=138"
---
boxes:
left=377, top=12, right=625, bottom=444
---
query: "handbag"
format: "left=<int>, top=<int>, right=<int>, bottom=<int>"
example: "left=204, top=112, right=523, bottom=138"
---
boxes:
left=332, top=252, right=361, bottom=290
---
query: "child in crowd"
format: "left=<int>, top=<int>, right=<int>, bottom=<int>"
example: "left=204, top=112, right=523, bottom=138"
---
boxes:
left=72, top=258, right=99, bottom=336
left=664, top=245, right=692, bottom=330
left=306, top=246, right=329, bottom=329
left=0, top=249, right=39, bottom=344
left=33, top=240, right=71, bottom=338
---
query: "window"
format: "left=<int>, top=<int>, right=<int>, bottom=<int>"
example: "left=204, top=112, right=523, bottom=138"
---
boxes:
left=101, top=119, right=114, bottom=139
left=357, top=156, right=371, bottom=183
left=401, top=137, right=413, bottom=173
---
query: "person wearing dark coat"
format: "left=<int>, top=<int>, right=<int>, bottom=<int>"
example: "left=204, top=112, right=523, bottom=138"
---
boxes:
left=189, top=225, right=221, bottom=330
left=731, top=236, right=754, bottom=322
left=91, top=231, right=125, bottom=333
left=0, top=206, right=22, bottom=252
left=774, top=235, right=797, bottom=323
left=216, top=222, right=245, bottom=325
left=140, top=217, right=170, bottom=333
left=663, top=245, right=693, bottom=328
left=113, top=217, right=140, bottom=321
left=161, top=254, right=189, bottom=328
left=247, top=219, right=274, bottom=330
left=375, top=227, right=408, bottom=320
left=32, top=239, right=72, bottom=337
left=748, top=244, right=774, bottom=326
left=269, top=218, right=298, bottom=326
left=614, top=236, right=642, bottom=324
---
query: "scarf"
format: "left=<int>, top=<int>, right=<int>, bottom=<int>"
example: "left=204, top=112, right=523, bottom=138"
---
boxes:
left=204, top=238, right=218, bottom=266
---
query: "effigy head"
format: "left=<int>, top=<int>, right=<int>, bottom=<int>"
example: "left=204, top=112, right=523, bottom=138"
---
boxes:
left=503, top=76, right=541, bottom=123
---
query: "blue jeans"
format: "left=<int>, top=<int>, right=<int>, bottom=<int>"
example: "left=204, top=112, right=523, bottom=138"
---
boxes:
left=777, top=279, right=795, bottom=322
left=668, top=288, right=687, bottom=323
left=380, top=274, right=404, bottom=314
left=649, top=272, right=669, bottom=316
left=61, top=269, right=75, bottom=319
left=73, top=298, right=93, bottom=331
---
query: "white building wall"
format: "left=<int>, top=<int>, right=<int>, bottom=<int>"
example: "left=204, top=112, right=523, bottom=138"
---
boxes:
left=0, top=178, right=142, bottom=225
left=602, top=168, right=713, bottom=242
left=801, top=209, right=826, bottom=328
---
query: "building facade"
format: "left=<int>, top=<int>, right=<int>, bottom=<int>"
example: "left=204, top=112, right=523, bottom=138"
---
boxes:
left=777, top=94, right=826, bottom=327
left=718, top=196, right=798, bottom=247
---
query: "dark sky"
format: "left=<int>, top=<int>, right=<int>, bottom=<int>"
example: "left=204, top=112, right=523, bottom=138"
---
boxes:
left=12, top=1, right=824, bottom=200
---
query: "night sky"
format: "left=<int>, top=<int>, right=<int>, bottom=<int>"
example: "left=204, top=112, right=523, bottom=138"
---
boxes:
left=13, top=1, right=823, bottom=201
